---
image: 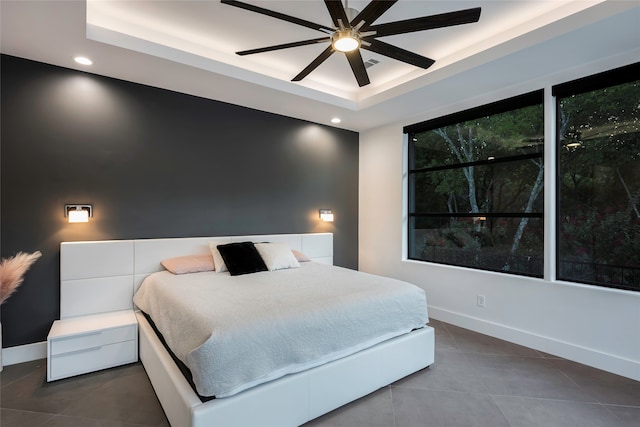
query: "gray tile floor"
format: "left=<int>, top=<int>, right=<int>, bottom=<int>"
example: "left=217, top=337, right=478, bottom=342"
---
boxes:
left=1, top=319, right=639, bottom=426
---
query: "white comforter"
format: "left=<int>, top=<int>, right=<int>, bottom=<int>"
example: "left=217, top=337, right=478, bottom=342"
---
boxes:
left=133, top=262, right=428, bottom=398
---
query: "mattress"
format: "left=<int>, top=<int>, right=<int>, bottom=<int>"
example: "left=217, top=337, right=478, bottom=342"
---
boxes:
left=133, top=262, right=428, bottom=398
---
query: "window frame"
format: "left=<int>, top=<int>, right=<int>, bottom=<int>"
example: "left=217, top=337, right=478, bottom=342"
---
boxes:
left=405, top=90, right=545, bottom=277
left=553, top=62, right=640, bottom=292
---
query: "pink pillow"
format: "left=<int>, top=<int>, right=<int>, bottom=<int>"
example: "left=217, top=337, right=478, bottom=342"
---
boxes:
left=291, top=249, right=311, bottom=262
left=161, top=254, right=215, bottom=274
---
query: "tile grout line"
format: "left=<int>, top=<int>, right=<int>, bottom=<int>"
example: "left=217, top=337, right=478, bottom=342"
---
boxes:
left=556, top=366, right=603, bottom=404
left=489, top=393, right=637, bottom=427
left=437, top=323, right=465, bottom=354
left=0, top=408, right=58, bottom=427
left=438, top=323, right=552, bottom=361
left=487, top=393, right=610, bottom=405
left=0, top=361, right=45, bottom=390
left=488, top=393, right=517, bottom=427
left=389, top=385, right=398, bottom=427
left=35, top=412, right=60, bottom=427
left=600, top=401, right=638, bottom=425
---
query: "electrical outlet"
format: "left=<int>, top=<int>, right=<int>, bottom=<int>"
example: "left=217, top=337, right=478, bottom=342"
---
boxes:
left=477, top=294, right=486, bottom=307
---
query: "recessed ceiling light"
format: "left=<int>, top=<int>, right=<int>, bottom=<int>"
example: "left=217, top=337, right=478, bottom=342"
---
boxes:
left=74, top=56, right=93, bottom=66
left=331, top=118, right=341, bottom=124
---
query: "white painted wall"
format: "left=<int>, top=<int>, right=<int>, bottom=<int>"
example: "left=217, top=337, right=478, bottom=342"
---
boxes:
left=359, top=50, right=640, bottom=381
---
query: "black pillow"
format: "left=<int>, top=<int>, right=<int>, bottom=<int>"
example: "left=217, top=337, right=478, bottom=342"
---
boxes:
left=217, top=242, right=268, bottom=276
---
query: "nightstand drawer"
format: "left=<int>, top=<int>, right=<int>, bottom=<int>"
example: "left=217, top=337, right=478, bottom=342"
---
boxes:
left=50, top=324, right=136, bottom=356
left=49, top=340, right=137, bottom=381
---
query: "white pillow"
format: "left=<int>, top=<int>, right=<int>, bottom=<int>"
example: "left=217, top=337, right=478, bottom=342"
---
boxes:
left=208, top=241, right=228, bottom=273
left=255, top=242, right=300, bottom=271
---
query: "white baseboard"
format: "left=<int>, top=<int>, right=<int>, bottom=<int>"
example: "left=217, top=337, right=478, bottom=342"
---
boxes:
left=428, top=306, right=640, bottom=382
left=1, top=341, right=47, bottom=367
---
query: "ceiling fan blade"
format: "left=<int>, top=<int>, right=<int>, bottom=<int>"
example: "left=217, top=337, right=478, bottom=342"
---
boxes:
left=368, top=7, right=481, bottom=37
left=350, top=0, right=397, bottom=30
left=221, top=0, right=334, bottom=33
left=324, top=0, right=349, bottom=28
left=362, top=39, right=435, bottom=69
left=292, top=45, right=335, bottom=82
left=237, top=38, right=330, bottom=56
left=345, top=49, right=371, bottom=87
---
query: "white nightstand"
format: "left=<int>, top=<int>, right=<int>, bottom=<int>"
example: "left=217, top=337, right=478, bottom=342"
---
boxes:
left=47, top=310, right=138, bottom=382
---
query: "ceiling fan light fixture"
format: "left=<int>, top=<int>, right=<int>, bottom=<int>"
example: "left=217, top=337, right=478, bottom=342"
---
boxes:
left=332, top=29, right=360, bottom=52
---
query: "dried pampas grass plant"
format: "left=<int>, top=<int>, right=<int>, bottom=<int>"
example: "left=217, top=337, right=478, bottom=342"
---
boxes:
left=0, top=251, right=42, bottom=304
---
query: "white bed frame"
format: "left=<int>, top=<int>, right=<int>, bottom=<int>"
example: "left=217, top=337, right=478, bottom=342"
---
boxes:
left=60, top=233, right=435, bottom=427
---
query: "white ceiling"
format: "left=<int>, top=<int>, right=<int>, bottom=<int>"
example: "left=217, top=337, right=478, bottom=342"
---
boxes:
left=1, top=1, right=639, bottom=132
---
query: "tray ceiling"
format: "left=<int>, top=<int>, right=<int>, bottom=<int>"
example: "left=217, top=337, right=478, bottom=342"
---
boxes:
left=1, top=1, right=639, bottom=131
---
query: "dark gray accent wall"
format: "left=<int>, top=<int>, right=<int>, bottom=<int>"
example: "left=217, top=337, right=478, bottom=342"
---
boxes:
left=0, top=55, right=358, bottom=348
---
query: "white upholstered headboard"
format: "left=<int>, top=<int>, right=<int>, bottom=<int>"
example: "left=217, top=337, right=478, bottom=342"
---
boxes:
left=60, top=233, right=333, bottom=319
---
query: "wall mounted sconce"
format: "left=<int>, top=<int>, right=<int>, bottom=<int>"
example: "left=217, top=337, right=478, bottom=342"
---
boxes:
left=319, top=209, right=334, bottom=222
left=65, top=204, right=93, bottom=223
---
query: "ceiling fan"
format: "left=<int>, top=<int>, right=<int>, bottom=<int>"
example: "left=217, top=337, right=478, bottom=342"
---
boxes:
left=221, top=0, right=481, bottom=87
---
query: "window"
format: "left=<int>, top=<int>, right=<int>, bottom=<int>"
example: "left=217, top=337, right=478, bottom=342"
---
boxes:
left=555, top=63, right=640, bottom=291
left=406, top=91, right=545, bottom=277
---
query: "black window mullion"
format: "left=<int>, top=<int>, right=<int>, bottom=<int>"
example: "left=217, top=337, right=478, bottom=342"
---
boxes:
left=410, top=212, right=543, bottom=218
left=409, top=152, right=543, bottom=174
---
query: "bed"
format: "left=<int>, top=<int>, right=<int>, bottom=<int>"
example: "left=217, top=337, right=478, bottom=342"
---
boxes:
left=60, top=233, right=435, bottom=427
